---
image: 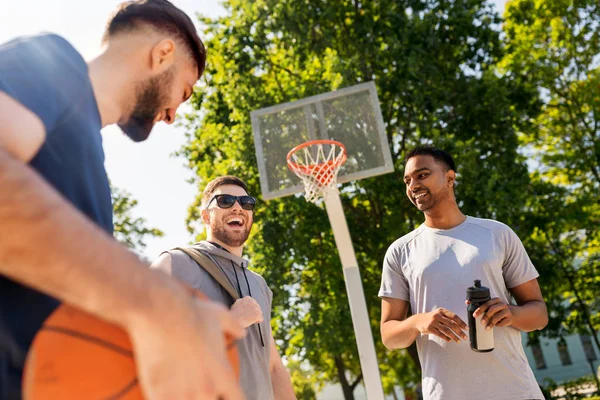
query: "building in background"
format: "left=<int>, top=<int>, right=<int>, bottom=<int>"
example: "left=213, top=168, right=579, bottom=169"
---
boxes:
left=524, top=333, right=600, bottom=385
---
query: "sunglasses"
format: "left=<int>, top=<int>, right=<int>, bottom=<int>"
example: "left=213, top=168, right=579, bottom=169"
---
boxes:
left=207, top=194, right=257, bottom=211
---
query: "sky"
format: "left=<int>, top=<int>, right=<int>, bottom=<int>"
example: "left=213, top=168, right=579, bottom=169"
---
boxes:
left=0, top=0, right=507, bottom=261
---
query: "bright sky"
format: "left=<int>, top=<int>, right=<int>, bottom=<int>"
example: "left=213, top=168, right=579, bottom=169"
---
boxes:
left=0, top=0, right=506, bottom=261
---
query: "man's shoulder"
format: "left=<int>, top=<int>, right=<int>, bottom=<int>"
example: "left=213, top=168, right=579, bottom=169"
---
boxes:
left=0, top=32, right=90, bottom=131
left=157, top=248, right=210, bottom=277
left=245, top=268, right=270, bottom=291
left=245, top=267, right=265, bottom=280
left=1, top=33, right=80, bottom=62
left=387, top=225, right=426, bottom=252
left=465, top=216, right=512, bottom=236
left=4, top=33, right=70, bottom=46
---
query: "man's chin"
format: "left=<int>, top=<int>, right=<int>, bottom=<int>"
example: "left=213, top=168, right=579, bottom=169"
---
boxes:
left=220, top=233, right=250, bottom=248
left=118, top=121, right=153, bottom=143
left=416, top=202, right=431, bottom=212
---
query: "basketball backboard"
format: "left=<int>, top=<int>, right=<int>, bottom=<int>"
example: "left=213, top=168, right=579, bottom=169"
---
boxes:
left=251, top=81, right=394, bottom=200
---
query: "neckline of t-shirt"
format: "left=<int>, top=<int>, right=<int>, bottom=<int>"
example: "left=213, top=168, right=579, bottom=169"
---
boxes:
left=420, top=215, right=471, bottom=234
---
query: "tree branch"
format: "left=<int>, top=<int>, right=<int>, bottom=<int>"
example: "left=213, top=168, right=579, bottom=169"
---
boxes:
left=266, top=59, right=302, bottom=78
left=542, top=231, right=600, bottom=351
left=350, top=373, right=363, bottom=391
left=556, top=80, right=600, bottom=186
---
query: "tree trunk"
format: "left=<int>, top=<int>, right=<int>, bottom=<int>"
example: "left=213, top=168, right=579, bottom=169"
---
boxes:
left=587, top=358, right=600, bottom=395
left=334, top=356, right=355, bottom=400
left=563, top=267, right=600, bottom=352
left=546, top=236, right=600, bottom=353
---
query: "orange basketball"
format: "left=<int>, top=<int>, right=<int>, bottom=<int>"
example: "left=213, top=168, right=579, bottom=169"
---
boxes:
left=22, top=290, right=239, bottom=399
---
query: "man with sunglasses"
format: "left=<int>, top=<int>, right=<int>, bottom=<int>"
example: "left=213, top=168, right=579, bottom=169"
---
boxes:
left=151, top=176, right=296, bottom=400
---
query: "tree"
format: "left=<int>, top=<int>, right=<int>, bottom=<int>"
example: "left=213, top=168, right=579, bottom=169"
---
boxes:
left=501, top=0, right=600, bottom=390
left=180, top=0, right=538, bottom=397
left=112, top=186, right=164, bottom=254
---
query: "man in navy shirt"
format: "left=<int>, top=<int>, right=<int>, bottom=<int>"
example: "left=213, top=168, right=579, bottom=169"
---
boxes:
left=0, top=1, right=244, bottom=399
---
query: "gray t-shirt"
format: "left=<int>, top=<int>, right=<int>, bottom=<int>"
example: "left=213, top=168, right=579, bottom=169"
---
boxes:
left=379, top=216, right=544, bottom=400
left=151, top=241, right=274, bottom=400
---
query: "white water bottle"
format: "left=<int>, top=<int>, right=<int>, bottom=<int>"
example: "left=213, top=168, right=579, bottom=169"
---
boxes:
left=466, top=280, right=494, bottom=352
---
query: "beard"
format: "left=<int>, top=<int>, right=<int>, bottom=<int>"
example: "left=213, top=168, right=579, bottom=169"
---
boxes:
left=118, top=67, right=174, bottom=142
left=210, top=219, right=253, bottom=248
left=412, top=188, right=451, bottom=212
left=414, top=192, right=435, bottom=211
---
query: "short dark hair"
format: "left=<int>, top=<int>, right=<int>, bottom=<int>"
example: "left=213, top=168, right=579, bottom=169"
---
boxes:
left=103, top=0, right=206, bottom=78
left=405, top=146, right=456, bottom=172
left=202, top=176, right=250, bottom=208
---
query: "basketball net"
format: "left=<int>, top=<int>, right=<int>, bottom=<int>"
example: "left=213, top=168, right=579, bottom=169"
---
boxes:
left=287, top=140, right=347, bottom=203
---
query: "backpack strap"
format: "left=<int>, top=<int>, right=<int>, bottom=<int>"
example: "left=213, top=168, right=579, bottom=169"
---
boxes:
left=174, top=247, right=240, bottom=301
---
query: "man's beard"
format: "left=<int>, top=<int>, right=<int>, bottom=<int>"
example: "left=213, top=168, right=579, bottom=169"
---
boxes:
left=118, top=68, right=174, bottom=142
left=413, top=189, right=450, bottom=213
left=211, top=220, right=252, bottom=248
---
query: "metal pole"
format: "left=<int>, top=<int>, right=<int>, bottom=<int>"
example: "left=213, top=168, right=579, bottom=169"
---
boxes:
left=322, top=186, right=385, bottom=400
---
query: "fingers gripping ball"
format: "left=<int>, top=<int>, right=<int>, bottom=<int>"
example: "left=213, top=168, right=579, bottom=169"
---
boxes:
left=22, top=290, right=239, bottom=399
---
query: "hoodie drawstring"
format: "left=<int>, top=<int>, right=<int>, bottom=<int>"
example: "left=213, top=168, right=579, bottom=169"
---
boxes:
left=232, top=261, right=265, bottom=347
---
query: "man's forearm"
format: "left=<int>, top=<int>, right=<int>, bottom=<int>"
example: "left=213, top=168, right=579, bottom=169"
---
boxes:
left=509, top=300, right=548, bottom=332
left=381, top=314, right=421, bottom=350
left=271, top=362, right=296, bottom=400
left=0, top=149, right=175, bottom=328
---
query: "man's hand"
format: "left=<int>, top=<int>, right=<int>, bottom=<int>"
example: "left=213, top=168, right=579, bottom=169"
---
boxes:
left=127, top=279, right=246, bottom=400
left=468, top=298, right=514, bottom=331
left=230, top=296, right=264, bottom=328
left=414, top=308, right=468, bottom=343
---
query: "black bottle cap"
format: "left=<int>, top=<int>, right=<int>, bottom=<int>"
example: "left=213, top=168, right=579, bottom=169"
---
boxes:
left=466, top=279, right=490, bottom=301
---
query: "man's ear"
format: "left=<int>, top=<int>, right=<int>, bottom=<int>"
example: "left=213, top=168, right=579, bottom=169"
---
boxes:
left=150, top=39, right=176, bottom=73
left=200, top=208, right=210, bottom=225
left=447, top=170, right=456, bottom=187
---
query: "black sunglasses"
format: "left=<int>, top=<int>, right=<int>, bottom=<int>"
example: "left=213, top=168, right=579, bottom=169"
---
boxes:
left=207, top=194, right=257, bottom=210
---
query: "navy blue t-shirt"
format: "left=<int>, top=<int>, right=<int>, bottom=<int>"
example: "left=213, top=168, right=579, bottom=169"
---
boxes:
left=0, top=34, right=113, bottom=399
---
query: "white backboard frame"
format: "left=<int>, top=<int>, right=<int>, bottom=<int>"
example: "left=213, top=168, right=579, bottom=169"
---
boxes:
left=251, top=81, right=394, bottom=200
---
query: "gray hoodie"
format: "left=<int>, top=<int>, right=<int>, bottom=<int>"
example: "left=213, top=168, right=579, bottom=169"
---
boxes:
left=151, top=241, right=274, bottom=400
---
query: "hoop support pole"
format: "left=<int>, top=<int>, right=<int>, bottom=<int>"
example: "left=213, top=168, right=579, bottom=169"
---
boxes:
left=322, top=186, right=385, bottom=400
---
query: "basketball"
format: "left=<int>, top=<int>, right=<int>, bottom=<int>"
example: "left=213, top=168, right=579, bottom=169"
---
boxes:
left=22, top=290, right=239, bottom=399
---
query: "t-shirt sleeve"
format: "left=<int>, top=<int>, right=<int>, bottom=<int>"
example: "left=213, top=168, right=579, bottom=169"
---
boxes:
left=501, top=226, right=539, bottom=289
left=0, top=34, right=82, bottom=135
left=378, top=243, right=410, bottom=301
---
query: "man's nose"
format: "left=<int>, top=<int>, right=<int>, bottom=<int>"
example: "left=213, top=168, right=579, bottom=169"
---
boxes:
left=164, top=108, right=177, bottom=124
left=408, top=179, right=420, bottom=192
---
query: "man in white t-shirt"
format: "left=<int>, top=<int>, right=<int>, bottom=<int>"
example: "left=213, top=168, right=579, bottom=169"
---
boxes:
left=379, top=146, right=548, bottom=400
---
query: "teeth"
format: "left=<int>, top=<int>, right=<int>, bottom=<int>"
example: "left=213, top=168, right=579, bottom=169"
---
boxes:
left=414, top=193, right=427, bottom=199
left=226, top=217, right=243, bottom=224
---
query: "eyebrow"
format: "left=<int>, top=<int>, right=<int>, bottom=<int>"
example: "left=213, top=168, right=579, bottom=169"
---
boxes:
left=404, top=167, right=431, bottom=179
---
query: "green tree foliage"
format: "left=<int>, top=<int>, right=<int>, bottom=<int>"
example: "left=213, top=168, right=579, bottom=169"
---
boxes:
left=501, top=0, right=600, bottom=390
left=112, top=186, right=164, bottom=253
left=502, top=0, right=599, bottom=361
left=179, top=0, right=542, bottom=397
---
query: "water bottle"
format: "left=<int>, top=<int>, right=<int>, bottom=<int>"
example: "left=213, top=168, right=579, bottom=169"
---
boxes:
left=466, top=279, right=494, bottom=352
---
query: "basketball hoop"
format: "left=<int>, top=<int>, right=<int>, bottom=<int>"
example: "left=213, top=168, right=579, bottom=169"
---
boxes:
left=287, top=140, right=347, bottom=203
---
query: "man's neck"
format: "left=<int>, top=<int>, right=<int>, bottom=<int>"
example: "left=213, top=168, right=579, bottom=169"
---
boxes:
left=423, top=203, right=466, bottom=230
left=87, top=51, right=135, bottom=128
left=206, top=237, right=244, bottom=258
